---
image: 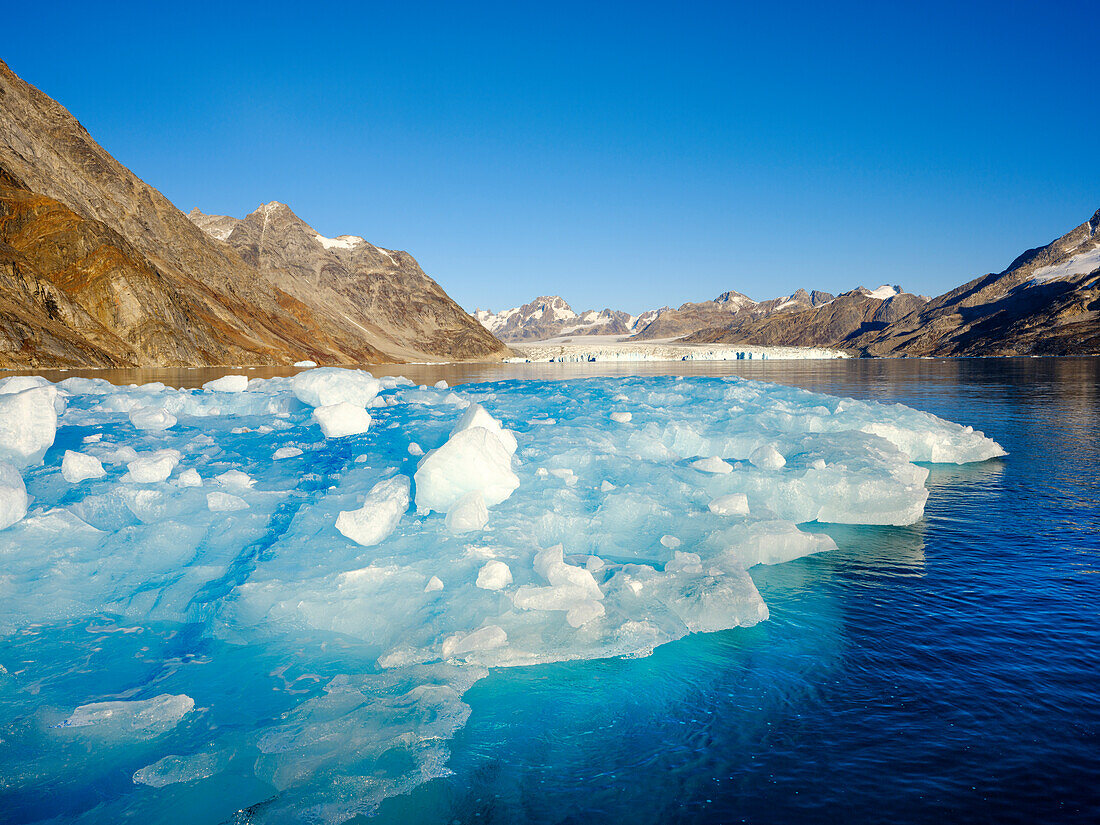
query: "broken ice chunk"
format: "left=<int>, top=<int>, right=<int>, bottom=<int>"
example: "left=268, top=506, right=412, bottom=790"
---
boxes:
left=133, top=748, right=233, bottom=787
left=445, top=491, right=489, bottom=534
left=215, top=469, right=255, bottom=489
left=476, top=560, right=513, bottom=590
left=61, top=450, right=106, bottom=484
left=60, top=694, right=194, bottom=736
left=124, top=451, right=180, bottom=483
left=708, top=493, right=750, bottom=516
left=129, top=407, right=176, bottom=431
left=292, top=368, right=380, bottom=408
left=0, top=462, right=28, bottom=530
left=335, top=476, right=410, bottom=547
left=202, top=375, right=248, bottom=393
left=176, top=468, right=202, bottom=487
left=749, top=443, right=786, bottom=470
left=207, top=491, right=248, bottom=512
left=690, top=456, right=733, bottom=474
left=442, top=625, right=507, bottom=659
left=0, top=386, right=57, bottom=467
left=450, top=403, right=518, bottom=454
left=313, top=402, right=372, bottom=438
left=414, top=427, right=519, bottom=514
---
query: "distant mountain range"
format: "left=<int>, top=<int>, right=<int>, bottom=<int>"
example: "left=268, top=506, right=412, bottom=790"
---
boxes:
left=0, top=59, right=506, bottom=368
left=476, top=284, right=926, bottom=343
left=473, top=296, right=664, bottom=341
left=478, top=213, right=1099, bottom=357
left=686, top=212, right=1100, bottom=355
left=0, top=57, right=1095, bottom=368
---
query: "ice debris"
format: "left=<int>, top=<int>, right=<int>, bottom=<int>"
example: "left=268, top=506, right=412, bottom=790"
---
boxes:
left=0, top=462, right=28, bottom=530
left=61, top=450, right=105, bottom=483
left=414, top=427, right=519, bottom=514
left=313, top=402, right=372, bottom=438
left=444, top=491, right=489, bottom=533
left=335, top=476, right=411, bottom=547
left=0, top=370, right=1006, bottom=820
left=0, top=385, right=57, bottom=466
left=691, top=455, right=733, bottom=474
left=476, top=560, right=513, bottom=590
left=60, top=694, right=194, bottom=736
left=293, top=367, right=380, bottom=408
left=129, top=406, right=176, bottom=431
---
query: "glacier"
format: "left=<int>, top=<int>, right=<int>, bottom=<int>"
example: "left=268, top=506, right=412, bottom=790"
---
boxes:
left=0, top=369, right=1005, bottom=822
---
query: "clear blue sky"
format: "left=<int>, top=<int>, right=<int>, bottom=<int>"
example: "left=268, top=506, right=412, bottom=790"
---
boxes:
left=5, top=1, right=1097, bottom=314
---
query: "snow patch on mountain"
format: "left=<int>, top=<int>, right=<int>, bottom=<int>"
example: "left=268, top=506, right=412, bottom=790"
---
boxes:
left=1031, top=245, right=1100, bottom=283
left=315, top=234, right=365, bottom=250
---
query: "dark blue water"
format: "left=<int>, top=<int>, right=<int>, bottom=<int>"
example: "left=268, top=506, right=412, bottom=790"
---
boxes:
left=367, top=357, right=1100, bottom=825
left=2, top=358, right=1097, bottom=824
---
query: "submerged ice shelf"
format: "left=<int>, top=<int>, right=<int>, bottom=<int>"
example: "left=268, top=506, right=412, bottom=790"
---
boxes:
left=0, top=369, right=1004, bottom=822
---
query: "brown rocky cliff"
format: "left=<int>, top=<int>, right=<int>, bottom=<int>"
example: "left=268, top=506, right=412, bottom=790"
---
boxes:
left=0, top=59, right=508, bottom=366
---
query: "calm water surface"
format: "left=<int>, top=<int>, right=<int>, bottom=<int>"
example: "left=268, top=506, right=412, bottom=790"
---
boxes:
left=7, top=358, right=1100, bottom=823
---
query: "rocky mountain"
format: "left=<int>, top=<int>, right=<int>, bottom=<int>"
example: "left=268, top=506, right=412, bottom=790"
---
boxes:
left=187, top=203, right=506, bottom=361
left=632, top=287, right=839, bottom=340
left=684, top=287, right=927, bottom=348
left=474, top=296, right=647, bottom=342
left=1, top=165, right=277, bottom=367
left=0, top=59, right=507, bottom=367
left=479, top=287, right=857, bottom=343
left=846, top=210, right=1100, bottom=356
left=688, top=210, right=1099, bottom=356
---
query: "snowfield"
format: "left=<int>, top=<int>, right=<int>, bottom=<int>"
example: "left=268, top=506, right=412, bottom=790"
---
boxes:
left=0, top=369, right=1004, bottom=821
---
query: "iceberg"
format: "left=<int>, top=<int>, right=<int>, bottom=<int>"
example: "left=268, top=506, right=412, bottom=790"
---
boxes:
left=413, top=427, right=520, bottom=514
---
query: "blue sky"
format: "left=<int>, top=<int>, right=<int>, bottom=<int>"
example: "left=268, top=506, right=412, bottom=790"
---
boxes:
left=5, top=1, right=1097, bottom=314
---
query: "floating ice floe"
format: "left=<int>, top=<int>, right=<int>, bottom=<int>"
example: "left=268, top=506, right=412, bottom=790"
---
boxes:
left=59, top=694, right=194, bottom=737
left=202, top=374, right=249, bottom=393
left=0, top=370, right=1006, bottom=820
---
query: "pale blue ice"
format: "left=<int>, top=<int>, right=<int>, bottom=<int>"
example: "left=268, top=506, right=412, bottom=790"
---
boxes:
left=0, top=369, right=1005, bottom=822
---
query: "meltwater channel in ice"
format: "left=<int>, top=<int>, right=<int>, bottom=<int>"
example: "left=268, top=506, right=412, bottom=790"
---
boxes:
left=0, top=368, right=1005, bottom=822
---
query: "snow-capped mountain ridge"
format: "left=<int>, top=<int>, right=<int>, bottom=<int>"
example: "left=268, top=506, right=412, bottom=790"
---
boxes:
left=474, top=296, right=644, bottom=341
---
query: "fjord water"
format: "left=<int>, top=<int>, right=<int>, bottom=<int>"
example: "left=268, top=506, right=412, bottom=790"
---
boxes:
left=376, top=358, right=1100, bottom=824
left=2, top=358, right=1098, bottom=824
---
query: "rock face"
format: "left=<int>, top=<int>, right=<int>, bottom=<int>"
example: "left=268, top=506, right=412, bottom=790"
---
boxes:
left=474, top=296, right=643, bottom=342
left=687, top=211, right=1100, bottom=356
left=188, top=203, right=507, bottom=362
left=847, top=210, right=1100, bottom=356
left=684, top=287, right=927, bottom=348
left=0, top=59, right=507, bottom=367
left=476, top=288, right=850, bottom=343
left=633, top=288, right=839, bottom=340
